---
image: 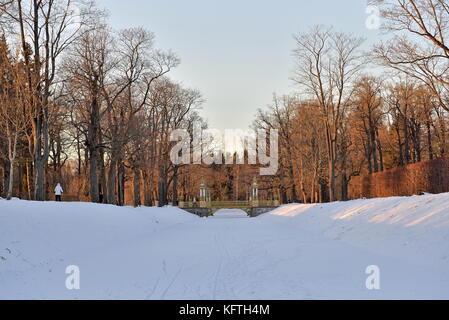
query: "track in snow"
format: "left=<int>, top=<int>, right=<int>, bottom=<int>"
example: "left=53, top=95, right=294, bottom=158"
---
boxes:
left=2, top=198, right=449, bottom=300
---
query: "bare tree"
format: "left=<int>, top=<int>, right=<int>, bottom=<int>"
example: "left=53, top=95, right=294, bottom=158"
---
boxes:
left=0, top=36, right=29, bottom=199
left=372, top=0, right=449, bottom=112
left=292, top=26, right=364, bottom=201
left=63, top=24, right=111, bottom=202
left=1, top=0, right=98, bottom=200
left=351, top=75, right=385, bottom=173
left=102, top=28, right=179, bottom=205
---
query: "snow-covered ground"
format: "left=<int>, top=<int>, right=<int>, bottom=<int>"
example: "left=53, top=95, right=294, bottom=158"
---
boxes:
left=1, top=193, right=449, bottom=300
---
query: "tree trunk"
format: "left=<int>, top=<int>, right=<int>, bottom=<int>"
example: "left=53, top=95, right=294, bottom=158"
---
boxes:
left=371, top=129, right=379, bottom=173
left=366, top=140, right=373, bottom=174
left=341, top=172, right=348, bottom=201
left=319, top=178, right=328, bottom=203
left=328, top=157, right=336, bottom=202
left=326, top=123, right=337, bottom=202
left=107, top=160, right=117, bottom=205
left=158, top=161, right=168, bottom=207
left=25, top=161, right=32, bottom=200
left=89, top=150, right=99, bottom=203
left=280, top=185, right=288, bottom=204
left=76, top=134, right=82, bottom=177
left=143, top=169, right=152, bottom=206
left=87, top=75, right=101, bottom=203
left=33, top=115, right=49, bottom=201
left=6, top=159, right=14, bottom=200
left=133, top=167, right=141, bottom=207
left=118, top=162, right=125, bottom=206
left=298, top=159, right=307, bottom=204
left=403, top=116, right=411, bottom=165
left=426, top=120, right=434, bottom=160
left=98, top=128, right=107, bottom=203
left=311, top=168, right=317, bottom=203
left=34, top=160, right=45, bottom=200
left=172, top=167, right=178, bottom=206
left=2, top=159, right=10, bottom=198
left=376, top=128, right=384, bottom=171
left=158, top=181, right=167, bottom=207
left=438, top=115, right=446, bottom=156
left=99, top=151, right=107, bottom=203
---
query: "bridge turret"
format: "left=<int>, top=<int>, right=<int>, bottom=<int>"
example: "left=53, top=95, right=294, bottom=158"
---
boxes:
left=251, top=177, right=259, bottom=207
left=200, top=182, right=211, bottom=208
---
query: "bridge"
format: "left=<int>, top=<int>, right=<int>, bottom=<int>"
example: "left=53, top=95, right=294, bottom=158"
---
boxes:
left=178, top=179, right=280, bottom=217
left=179, top=199, right=280, bottom=217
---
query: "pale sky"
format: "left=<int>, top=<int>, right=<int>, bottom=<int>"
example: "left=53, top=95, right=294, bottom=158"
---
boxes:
left=96, top=0, right=381, bottom=130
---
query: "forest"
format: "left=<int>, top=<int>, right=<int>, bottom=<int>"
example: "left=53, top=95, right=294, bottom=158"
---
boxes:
left=1, top=0, right=449, bottom=206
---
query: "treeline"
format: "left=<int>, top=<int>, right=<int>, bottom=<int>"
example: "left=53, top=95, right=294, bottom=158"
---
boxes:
left=2, top=1, right=449, bottom=206
left=253, top=0, right=449, bottom=203
left=0, top=0, right=204, bottom=205
left=349, top=156, right=449, bottom=199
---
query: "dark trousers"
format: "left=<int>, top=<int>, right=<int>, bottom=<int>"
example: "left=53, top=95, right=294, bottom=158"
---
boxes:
left=55, top=195, right=62, bottom=202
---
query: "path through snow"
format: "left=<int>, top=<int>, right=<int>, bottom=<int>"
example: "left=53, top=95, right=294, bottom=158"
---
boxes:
left=1, top=196, right=449, bottom=299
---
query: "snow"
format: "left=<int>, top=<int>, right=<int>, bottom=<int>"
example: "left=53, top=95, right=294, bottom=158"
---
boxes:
left=1, top=193, right=449, bottom=300
left=210, top=209, right=249, bottom=219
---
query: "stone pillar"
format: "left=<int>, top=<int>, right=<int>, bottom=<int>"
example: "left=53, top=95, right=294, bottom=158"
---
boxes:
left=200, top=183, right=207, bottom=208
left=178, top=196, right=185, bottom=208
left=251, top=177, right=259, bottom=207
left=273, top=193, right=279, bottom=207
left=206, top=188, right=211, bottom=206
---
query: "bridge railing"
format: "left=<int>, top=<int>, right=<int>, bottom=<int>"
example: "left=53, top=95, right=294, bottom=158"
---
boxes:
left=257, top=200, right=280, bottom=207
left=211, top=201, right=250, bottom=208
left=179, top=200, right=279, bottom=209
left=178, top=201, right=199, bottom=208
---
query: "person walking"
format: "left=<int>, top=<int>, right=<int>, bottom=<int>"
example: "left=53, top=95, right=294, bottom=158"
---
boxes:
left=54, top=183, right=63, bottom=202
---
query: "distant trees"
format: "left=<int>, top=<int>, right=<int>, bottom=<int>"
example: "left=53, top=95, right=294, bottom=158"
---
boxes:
left=351, top=76, right=385, bottom=173
left=0, top=0, right=98, bottom=200
left=372, top=0, right=449, bottom=110
left=0, top=36, right=29, bottom=199
left=255, top=95, right=298, bottom=203
left=254, top=21, right=449, bottom=203
left=291, top=26, right=365, bottom=201
left=63, top=25, right=110, bottom=203
left=1, top=2, right=449, bottom=205
left=254, top=76, right=448, bottom=202
left=0, top=0, right=203, bottom=204
left=61, top=25, right=200, bottom=206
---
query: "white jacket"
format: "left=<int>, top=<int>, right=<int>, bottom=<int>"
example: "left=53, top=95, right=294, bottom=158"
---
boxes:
left=54, top=184, right=64, bottom=196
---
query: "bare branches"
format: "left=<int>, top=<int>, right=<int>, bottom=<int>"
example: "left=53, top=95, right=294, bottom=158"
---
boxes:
left=292, top=25, right=365, bottom=201
left=372, top=0, right=449, bottom=110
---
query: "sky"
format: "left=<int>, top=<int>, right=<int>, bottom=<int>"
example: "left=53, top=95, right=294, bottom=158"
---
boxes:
left=95, top=0, right=382, bottom=131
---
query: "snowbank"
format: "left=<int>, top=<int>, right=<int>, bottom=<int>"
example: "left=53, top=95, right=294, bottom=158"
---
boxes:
left=1, top=194, right=449, bottom=299
left=263, top=193, right=449, bottom=269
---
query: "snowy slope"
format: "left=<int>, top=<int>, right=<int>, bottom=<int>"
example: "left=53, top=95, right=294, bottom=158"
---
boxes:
left=1, top=193, right=449, bottom=300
